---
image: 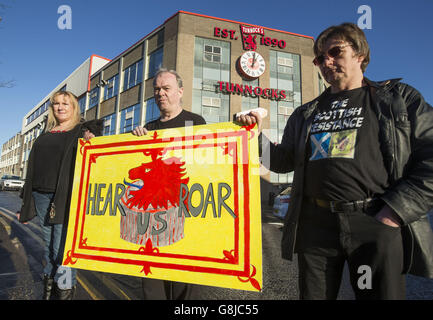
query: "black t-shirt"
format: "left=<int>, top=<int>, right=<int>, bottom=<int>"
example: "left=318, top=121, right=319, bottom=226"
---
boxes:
left=145, top=109, right=206, bottom=130
left=32, top=131, right=72, bottom=192
left=304, top=86, right=389, bottom=201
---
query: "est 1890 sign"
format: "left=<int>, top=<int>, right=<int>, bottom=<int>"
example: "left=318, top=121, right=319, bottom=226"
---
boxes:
left=214, top=26, right=287, bottom=50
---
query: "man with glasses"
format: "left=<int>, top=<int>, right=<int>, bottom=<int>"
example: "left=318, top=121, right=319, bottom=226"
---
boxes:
left=237, top=22, right=433, bottom=299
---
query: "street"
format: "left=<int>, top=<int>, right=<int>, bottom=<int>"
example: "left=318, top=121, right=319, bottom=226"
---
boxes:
left=0, top=190, right=432, bottom=300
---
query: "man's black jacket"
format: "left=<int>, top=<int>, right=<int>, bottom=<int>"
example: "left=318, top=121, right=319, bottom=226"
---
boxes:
left=263, top=78, right=433, bottom=278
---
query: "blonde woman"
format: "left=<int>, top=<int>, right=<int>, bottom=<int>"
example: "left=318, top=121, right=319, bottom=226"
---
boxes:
left=17, top=91, right=103, bottom=300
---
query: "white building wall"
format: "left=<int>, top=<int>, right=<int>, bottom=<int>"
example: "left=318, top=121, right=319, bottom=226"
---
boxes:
left=19, top=55, right=110, bottom=178
left=21, top=56, right=110, bottom=135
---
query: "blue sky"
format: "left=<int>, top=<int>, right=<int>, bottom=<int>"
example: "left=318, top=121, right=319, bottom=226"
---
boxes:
left=0, top=0, right=432, bottom=145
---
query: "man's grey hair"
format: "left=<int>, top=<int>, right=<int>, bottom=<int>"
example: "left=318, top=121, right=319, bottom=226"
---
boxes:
left=153, top=68, right=183, bottom=89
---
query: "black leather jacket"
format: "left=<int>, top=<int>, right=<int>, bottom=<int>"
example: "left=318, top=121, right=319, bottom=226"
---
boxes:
left=264, top=78, right=433, bottom=278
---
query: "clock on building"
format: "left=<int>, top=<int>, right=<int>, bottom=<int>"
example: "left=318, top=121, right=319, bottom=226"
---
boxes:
left=238, top=51, right=266, bottom=79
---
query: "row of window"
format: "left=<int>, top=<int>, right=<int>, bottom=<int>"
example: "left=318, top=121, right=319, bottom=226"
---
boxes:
left=26, top=85, right=67, bottom=126
left=100, top=98, right=160, bottom=136
left=25, top=47, right=161, bottom=126
left=83, top=46, right=164, bottom=135
left=26, top=100, right=49, bottom=125
left=87, top=48, right=162, bottom=110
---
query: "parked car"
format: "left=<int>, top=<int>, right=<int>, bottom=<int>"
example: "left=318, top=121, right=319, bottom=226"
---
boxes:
left=0, top=174, right=25, bottom=191
left=272, top=186, right=291, bottom=219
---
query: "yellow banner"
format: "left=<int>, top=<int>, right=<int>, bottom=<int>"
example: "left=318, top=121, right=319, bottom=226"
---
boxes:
left=62, top=122, right=262, bottom=291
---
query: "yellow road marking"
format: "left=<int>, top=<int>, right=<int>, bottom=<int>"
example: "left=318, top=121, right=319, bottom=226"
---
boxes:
left=100, top=274, right=132, bottom=300
left=0, top=207, right=128, bottom=300
left=76, top=273, right=105, bottom=300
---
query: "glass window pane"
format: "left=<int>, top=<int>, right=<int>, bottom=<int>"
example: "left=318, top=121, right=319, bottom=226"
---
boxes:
left=147, top=48, right=163, bottom=79
left=270, top=50, right=301, bottom=183
left=123, top=68, right=130, bottom=90
left=193, top=37, right=231, bottom=124
left=204, top=53, right=212, bottom=62
left=203, top=65, right=220, bottom=81
left=128, top=64, right=136, bottom=88
left=124, top=118, right=133, bottom=132
left=136, top=60, right=143, bottom=84
left=89, top=87, right=99, bottom=107
left=145, top=98, right=160, bottom=123
left=102, top=114, right=116, bottom=136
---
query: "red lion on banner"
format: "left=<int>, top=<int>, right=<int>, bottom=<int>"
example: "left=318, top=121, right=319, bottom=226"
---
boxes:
left=125, top=153, right=189, bottom=211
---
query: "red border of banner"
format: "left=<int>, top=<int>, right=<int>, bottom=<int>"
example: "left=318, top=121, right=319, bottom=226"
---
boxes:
left=66, top=129, right=253, bottom=278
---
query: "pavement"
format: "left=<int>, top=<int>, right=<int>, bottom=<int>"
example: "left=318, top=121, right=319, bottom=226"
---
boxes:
left=0, top=190, right=432, bottom=300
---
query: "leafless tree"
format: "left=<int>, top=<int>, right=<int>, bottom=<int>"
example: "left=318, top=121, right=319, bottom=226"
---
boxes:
left=0, top=79, right=15, bottom=88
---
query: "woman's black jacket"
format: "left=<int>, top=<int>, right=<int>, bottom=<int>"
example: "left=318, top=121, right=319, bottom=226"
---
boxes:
left=19, top=119, right=103, bottom=224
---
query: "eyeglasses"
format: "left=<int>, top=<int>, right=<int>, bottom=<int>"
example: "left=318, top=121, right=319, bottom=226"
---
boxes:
left=313, top=44, right=351, bottom=66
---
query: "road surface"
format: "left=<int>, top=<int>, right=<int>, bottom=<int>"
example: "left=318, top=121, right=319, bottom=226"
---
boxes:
left=0, top=190, right=432, bottom=300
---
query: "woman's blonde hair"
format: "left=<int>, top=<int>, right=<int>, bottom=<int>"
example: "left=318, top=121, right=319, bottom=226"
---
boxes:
left=45, top=90, right=81, bottom=132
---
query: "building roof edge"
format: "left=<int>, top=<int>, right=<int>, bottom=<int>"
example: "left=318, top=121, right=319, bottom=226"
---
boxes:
left=176, top=10, right=315, bottom=40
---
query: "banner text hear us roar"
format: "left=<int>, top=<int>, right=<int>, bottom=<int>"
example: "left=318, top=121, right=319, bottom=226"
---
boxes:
left=85, top=182, right=237, bottom=218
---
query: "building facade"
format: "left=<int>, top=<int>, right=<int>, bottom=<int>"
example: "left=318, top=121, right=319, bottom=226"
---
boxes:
left=11, top=11, right=325, bottom=199
left=19, top=55, right=110, bottom=178
left=81, top=11, right=323, bottom=193
left=0, top=133, right=22, bottom=177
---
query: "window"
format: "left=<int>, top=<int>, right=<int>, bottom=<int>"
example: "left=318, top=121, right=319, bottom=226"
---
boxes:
left=89, top=87, right=99, bottom=108
left=104, top=74, right=119, bottom=100
left=102, top=114, right=116, bottom=136
left=278, top=105, right=294, bottom=116
left=269, top=50, right=301, bottom=184
left=120, top=104, right=141, bottom=133
left=145, top=98, right=160, bottom=123
left=147, top=47, right=163, bottom=79
left=192, top=37, right=230, bottom=124
left=78, top=95, right=87, bottom=114
left=277, top=57, right=293, bottom=67
left=42, top=100, right=49, bottom=113
left=241, top=79, right=259, bottom=112
left=123, top=60, right=143, bottom=91
left=277, top=57, right=294, bottom=75
left=202, top=97, right=221, bottom=107
left=26, top=103, right=49, bottom=126
left=204, top=45, right=222, bottom=63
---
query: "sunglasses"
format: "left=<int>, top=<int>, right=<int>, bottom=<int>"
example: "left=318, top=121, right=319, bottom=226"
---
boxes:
left=313, top=44, right=351, bottom=66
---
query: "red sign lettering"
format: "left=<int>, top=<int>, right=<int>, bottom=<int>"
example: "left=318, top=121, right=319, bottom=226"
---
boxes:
left=213, top=25, right=286, bottom=50
left=214, top=27, right=237, bottom=40
left=217, top=81, right=286, bottom=101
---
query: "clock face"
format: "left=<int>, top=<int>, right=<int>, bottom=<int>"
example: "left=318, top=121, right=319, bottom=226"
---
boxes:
left=239, top=51, right=266, bottom=79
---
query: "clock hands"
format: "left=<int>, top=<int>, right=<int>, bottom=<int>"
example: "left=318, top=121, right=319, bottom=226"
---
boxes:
left=251, top=52, right=257, bottom=68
